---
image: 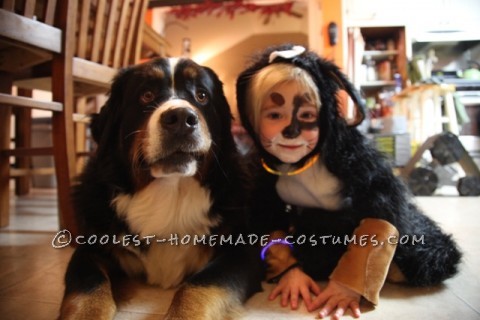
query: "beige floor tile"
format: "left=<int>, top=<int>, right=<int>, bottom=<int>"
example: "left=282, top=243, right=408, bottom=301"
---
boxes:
left=0, top=298, right=60, bottom=320
left=1, top=190, right=479, bottom=319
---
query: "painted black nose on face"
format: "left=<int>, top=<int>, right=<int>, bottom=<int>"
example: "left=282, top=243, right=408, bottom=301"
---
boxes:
left=282, top=122, right=301, bottom=139
left=160, top=107, right=199, bottom=134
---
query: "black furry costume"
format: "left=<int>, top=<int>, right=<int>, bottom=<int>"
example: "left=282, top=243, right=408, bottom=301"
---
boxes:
left=236, top=45, right=461, bottom=296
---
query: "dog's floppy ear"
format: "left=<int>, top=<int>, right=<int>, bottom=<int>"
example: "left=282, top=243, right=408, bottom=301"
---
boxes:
left=90, top=67, right=131, bottom=145
left=90, top=104, right=110, bottom=144
left=289, top=50, right=364, bottom=127
left=204, top=66, right=234, bottom=141
left=328, top=69, right=365, bottom=127
left=309, top=55, right=365, bottom=127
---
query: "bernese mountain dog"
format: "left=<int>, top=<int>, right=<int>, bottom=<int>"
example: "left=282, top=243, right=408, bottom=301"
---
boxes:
left=59, top=58, right=262, bottom=319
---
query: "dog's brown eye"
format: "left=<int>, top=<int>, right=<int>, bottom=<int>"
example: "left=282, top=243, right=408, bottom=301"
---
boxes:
left=140, top=91, right=155, bottom=104
left=195, top=90, right=208, bottom=104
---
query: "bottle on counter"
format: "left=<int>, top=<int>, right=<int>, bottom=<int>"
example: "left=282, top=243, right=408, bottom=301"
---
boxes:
left=394, top=73, right=402, bottom=93
left=366, top=57, right=377, bottom=82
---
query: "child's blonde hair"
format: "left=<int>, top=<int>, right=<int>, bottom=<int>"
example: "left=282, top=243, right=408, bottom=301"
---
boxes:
left=247, top=63, right=321, bottom=133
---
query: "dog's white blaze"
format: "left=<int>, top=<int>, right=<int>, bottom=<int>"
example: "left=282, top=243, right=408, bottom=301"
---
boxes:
left=112, top=176, right=218, bottom=288
left=168, top=57, right=179, bottom=90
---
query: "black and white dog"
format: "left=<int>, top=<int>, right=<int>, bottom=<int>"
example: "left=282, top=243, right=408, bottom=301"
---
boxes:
left=60, top=58, right=262, bottom=319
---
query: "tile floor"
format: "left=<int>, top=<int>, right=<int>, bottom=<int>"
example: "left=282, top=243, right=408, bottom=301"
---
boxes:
left=0, top=188, right=479, bottom=320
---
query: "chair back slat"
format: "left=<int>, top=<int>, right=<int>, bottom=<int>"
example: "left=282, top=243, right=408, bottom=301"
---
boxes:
left=24, top=0, right=35, bottom=18
left=77, top=0, right=91, bottom=59
left=75, top=0, right=147, bottom=68
left=101, top=0, right=119, bottom=65
left=0, top=6, right=61, bottom=55
left=0, top=0, right=58, bottom=25
left=112, top=0, right=130, bottom=68
left=1, top=0, right=15, bottom=11
left=90, top=0, right=106, bottom=63
left=43, top=0, right=56, bottom=25
left=123, top=0, right=142, bottom=66
left=2, top=0, right=147, bottom=69
left=131, top=0, right=147, bottom=64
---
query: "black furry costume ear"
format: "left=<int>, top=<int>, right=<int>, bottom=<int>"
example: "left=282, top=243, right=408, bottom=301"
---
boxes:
left=236, top=44, right=366, bottom=166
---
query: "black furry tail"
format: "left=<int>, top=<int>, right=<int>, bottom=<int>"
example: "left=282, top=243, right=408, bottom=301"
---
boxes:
left=393, top=209, right=462, bottom=287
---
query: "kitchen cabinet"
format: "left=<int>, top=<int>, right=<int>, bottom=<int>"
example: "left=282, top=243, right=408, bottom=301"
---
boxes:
left=348, top=26, right=407, bottom=111
left=343, top=0, right=480, bottom=31
left=344, top=0, right=408, bottom=26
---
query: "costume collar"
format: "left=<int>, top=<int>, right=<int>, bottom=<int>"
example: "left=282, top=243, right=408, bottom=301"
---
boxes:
left=261, top=154, right=319, bottom=176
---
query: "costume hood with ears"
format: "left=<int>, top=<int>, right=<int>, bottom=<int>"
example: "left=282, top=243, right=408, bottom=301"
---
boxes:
left=236, top=44, right=366, bottom=168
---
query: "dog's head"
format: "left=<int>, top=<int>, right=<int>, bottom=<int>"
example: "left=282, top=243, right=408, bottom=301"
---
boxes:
left=91, top=58, right=236, bottom=190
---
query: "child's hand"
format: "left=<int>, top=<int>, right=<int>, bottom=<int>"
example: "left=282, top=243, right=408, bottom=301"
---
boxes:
left=309, top=280, right=361, bottom=319
left=269, top=267, right=321, bottom=310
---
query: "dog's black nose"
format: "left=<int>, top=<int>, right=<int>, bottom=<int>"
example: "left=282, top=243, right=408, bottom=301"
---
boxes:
left=161, top=107, right=199, bottom=133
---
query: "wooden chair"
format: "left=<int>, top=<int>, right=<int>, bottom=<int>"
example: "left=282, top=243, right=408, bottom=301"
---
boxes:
left=0, top=0, right=149, bottom=234
left=15, top=0, right=149, bottom=170
left=0, top=0, right=76, bottom=232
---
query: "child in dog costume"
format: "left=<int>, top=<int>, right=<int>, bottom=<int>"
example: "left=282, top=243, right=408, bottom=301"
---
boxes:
left=236, top=45, right=461, bottom=318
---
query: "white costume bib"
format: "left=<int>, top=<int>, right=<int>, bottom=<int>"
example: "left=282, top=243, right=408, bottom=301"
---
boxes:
left=276, top=157, right=343, bottom=211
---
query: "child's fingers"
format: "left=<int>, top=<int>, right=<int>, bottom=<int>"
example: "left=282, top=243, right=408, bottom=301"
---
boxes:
left=350, top=300, right=361, bottom=318
left=300, top=286, right=313, bottom=310
left=308, top=291, right=328, bottom=312
left=289, top=288, right=299, bottom=310
left=317, top=296, right=340, bottom=319
left=310, top=280, right=322, bottom=296
left=281, top=290, right=290, bottom=307
left=268, top=285, right=282, bottom=300
left=332, top=300, right=349, bottom=320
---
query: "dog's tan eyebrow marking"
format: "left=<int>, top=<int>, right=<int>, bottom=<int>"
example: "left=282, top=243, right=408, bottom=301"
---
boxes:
left=149, top=67, right=165, bottom=79
left=183, top=66, right=198, bottom=78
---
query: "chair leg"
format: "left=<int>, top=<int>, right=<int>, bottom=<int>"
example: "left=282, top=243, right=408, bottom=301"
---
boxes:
left=0, top=107, right=12, bottom=227
left=52, top=63, right=78, bottom=236
left=13, top=89, right=33, bottom=195
left=75, top=96, right=87, bottom=173
left=51, top=0, right=79, bottom=237
left=52, top=109, right=77, bottom=235
left=52, top=102, right=77, bottom=234
left=0, top=75, right=13, bottom=227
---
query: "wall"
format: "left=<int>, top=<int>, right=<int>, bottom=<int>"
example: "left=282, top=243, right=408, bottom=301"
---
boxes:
left=203, top=32, right=308, bottom=121
left=160, top=2, right=310, bottom=120
left=163, top=4, right=308, bottom=63
left=318, top=0, right=343, bottom=67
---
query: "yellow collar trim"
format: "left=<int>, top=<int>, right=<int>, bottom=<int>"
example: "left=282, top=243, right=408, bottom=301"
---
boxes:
left=261, top=154, right=319, bottom=176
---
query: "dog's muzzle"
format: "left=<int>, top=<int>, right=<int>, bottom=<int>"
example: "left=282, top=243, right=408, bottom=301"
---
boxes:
left=145, top=102, right=212, bottom=178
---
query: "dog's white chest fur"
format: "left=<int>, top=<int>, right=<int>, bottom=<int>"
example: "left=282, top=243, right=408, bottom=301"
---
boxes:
left=112, top=177, right=217, bottom=288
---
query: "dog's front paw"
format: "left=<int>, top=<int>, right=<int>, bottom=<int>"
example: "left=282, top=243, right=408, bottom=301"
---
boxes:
left=59, top=286, right=116, bottom=320
left=165, top=285, right=242, bottom=320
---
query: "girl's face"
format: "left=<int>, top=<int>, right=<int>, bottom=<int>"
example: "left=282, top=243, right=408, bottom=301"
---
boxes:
left=258, top=80, right=319, bottom=163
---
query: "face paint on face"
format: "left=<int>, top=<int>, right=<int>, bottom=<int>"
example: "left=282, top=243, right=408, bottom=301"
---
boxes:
left=282, top=93, right=319, bottom=139
left=270, top=92, right=285, bottom=106
left=259, top=81, right=319, bottom=164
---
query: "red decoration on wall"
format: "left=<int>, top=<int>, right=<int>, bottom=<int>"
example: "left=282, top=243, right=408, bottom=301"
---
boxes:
left=169, top=0, right=302, bottom=22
